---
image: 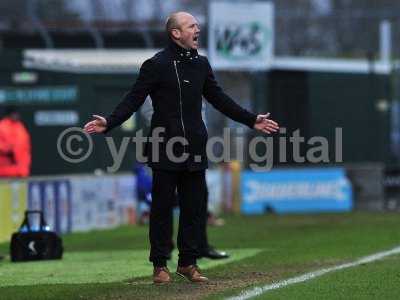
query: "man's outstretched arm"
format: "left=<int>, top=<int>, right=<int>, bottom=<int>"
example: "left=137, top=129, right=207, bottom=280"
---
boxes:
left=202, top=58, right=278, bottom=134
left=84, top=59, right=158, bottom=134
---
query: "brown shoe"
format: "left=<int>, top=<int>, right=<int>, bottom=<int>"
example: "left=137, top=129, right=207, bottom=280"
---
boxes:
left=176, top=265, right=209, bottom=283
left=153, top=267, right=172, bottom=284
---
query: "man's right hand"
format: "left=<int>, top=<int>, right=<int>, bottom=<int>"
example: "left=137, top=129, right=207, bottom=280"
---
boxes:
left=84, top=115, right=107, bottom=134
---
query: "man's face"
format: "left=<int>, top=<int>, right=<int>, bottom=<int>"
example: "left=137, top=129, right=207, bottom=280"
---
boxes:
left=173, top=13, right=200, bottom=49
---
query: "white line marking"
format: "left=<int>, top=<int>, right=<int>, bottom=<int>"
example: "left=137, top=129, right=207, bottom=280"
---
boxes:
left=226, top=245, right=400, bottom=300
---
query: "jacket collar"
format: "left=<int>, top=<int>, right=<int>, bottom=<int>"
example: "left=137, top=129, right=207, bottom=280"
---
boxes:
left=168, top=39, right=198, bottom=61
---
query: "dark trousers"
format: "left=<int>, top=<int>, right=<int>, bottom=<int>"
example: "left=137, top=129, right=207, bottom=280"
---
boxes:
left=198, top=187, right=210, bottom=251
left=149, top=169, right=206, bottom=267
left=162, top=185, right=210, bottom=256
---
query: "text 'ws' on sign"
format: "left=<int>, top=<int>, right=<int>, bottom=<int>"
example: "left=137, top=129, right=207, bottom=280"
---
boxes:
left=241, top=168, right=353, bottom=214
left=0, top=86, right=78, bottom=104
left=208, top=1, right=274, bottom=71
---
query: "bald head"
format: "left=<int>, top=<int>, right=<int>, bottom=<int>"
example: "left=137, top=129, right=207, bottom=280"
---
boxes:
left=166, top=12, right=192, bottom=36
left=166, top=12, right=181, bottom=36
left=165, top=12, right=200, bottom=49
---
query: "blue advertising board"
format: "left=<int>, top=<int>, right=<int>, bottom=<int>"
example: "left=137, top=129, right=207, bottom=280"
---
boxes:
left=28, top=179, right=72, bottom=233
left=241, top=168, right=353, bottom=214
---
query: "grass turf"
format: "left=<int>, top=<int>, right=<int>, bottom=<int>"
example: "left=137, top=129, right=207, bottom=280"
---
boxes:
left=255, top=254, right=400, bottom=300
left=0, top=249, right=261, bottom=286
left=1, top=212, right=400, bottom=299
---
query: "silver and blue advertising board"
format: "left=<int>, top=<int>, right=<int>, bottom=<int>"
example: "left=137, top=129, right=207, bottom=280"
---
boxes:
left=241, top=168, right=353, bottom=214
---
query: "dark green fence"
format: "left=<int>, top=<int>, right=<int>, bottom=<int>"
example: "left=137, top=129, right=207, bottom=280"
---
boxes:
left=0, top=50, right=393, bottom=174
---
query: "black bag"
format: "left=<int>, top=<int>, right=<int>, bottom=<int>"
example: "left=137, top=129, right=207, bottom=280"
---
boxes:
left=10, top=210, right=63, bottom=262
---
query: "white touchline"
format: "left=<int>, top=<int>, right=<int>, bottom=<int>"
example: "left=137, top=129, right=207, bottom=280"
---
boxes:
left=226, top=245, right=400, bottom=300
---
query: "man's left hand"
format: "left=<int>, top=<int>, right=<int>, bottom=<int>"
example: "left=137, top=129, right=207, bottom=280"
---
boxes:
left=254, top=113, right=279, bottom=134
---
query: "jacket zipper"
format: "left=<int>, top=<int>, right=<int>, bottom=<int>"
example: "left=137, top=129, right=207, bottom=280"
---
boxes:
left=173, top=60, right=187, bottom=152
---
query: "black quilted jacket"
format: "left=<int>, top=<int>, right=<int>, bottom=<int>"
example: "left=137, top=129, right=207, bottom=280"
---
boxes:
left=105, top=40, right=257, bottom=171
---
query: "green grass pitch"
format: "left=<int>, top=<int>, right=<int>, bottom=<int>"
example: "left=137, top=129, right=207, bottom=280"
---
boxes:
left=1, top=212, right=400, bottom=299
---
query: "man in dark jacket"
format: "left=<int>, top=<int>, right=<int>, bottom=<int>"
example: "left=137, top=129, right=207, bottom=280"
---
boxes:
left=84, top=11, right=279, bottom=284
left=139, top=97, right=229, bottom=259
